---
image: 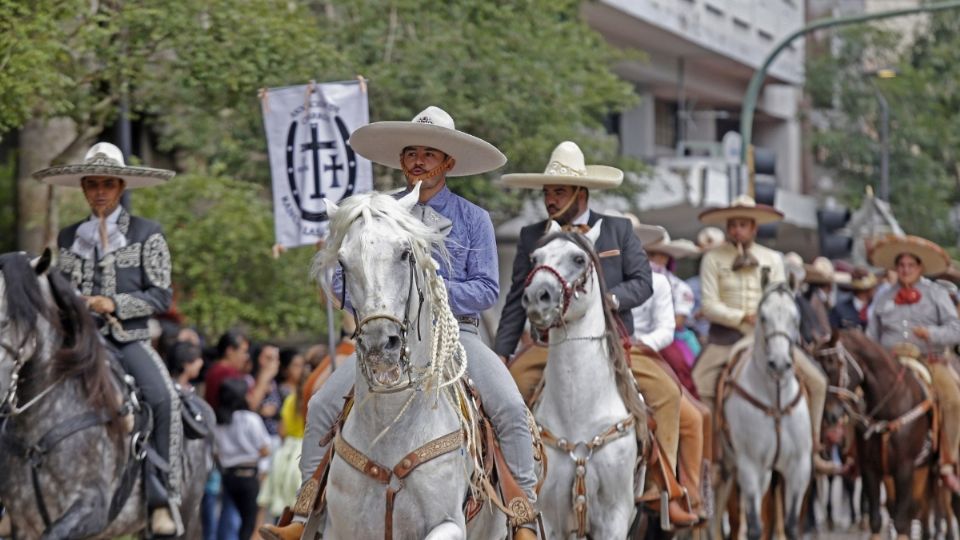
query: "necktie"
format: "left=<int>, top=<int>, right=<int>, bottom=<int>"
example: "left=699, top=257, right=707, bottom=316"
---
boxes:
left=414, top=205, right=452, bottom=236
left=731, top=243, right=758, bottom=271
left=560, top=223, right=591, bottom=234
left=858, top=304, right=869, bottom=323
left=894, top=287, right=922, bottom=305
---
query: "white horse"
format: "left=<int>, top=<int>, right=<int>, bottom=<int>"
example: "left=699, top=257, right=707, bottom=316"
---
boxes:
left=522, top=221, right=647, bottom=539
left=715, top=282, right=812, bottom=540
left=314, top=185, right=506, bottom=540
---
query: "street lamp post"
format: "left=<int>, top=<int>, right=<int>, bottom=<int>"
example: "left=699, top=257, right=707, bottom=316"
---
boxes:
left=739, top=0, right=960, bottom=167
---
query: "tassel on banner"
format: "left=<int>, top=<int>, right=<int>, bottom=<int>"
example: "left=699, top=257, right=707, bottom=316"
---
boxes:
left=258, top=87, right=269, bottom=113
left=356, top=75, right=367, bottom=94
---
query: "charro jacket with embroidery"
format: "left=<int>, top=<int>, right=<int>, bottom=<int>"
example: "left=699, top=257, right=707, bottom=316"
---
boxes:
left=56, top=208, right=172, bottom=343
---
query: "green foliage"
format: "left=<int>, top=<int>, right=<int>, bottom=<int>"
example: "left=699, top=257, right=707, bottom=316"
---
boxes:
left=0, top=150, right=15, bottom=252
left=809, top=17, right=960, bottom=245
left=133, top=175, right=327, bottom=341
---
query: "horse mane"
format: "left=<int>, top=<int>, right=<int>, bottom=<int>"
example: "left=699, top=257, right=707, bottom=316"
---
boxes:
left=535, top=231, right=649, bottom=441
left=312, top=192, right=449, bottom=297
left=0, top=252, right=121, bottom=435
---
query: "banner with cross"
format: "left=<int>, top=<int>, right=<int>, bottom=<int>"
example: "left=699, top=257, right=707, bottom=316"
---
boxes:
left=260, top=79, right=372, bottom=247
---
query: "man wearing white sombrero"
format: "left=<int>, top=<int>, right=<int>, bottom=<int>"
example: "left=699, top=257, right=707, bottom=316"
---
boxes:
left=32, top=142, right=183, bottom=535
left=263, top=107, right=539, bottom=540
left=495, top=142, right=701, bottom=525
left=692, top=195, right=830, bottom=474
left=867, top=234, right=960, bottom=492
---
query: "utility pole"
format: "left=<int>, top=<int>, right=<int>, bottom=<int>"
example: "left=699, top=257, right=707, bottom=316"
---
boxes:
left=739, top=1, right=960, bottom=167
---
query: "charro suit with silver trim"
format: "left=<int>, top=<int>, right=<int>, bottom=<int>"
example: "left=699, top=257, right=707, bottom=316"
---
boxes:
left=56, top=207, right=183, bottom=519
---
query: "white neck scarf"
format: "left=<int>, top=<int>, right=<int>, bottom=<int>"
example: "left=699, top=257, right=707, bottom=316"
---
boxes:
left=71, top=206, right=127, bottom=260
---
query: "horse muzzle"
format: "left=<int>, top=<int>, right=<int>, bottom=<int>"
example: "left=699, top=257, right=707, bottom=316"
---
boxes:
left=356, top=319, right=407, bottom=388
left=523, top=282, right=562, bottom=328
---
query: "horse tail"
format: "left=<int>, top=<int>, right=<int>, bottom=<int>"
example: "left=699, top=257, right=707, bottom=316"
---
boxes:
left=47, top=270, right=123, bottom=443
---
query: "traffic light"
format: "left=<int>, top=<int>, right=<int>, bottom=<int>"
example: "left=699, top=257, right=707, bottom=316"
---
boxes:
left=817, top=207, right=853, bottom=259
left=753, top=146, right=777, bottom=239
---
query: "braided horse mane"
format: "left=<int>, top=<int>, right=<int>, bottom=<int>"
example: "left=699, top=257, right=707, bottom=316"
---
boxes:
left=534, top=231, right=650, bottom=444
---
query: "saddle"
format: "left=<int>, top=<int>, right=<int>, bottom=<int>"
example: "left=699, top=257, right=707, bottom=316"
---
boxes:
left=282, top=380, right=543, bottom=537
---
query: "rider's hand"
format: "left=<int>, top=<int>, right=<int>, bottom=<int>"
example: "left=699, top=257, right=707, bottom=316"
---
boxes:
left=86, top=295, right=116, bottom=314
left=742, top=313, right=757, bottom=326
left=913, top=327, right=930, bottom=340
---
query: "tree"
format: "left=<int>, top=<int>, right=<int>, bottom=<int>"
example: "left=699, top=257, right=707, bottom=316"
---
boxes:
left=808, top=16, right=960, bottom=246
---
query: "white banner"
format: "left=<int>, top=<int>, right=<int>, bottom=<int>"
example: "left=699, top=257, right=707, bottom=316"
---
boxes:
left=261, top=80, right=372, bottom=247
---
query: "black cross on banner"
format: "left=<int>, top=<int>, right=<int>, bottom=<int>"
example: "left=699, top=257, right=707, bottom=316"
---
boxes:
left=325, top=154, right=344, bottom=189
left=301, top=123, right=337, bottom=199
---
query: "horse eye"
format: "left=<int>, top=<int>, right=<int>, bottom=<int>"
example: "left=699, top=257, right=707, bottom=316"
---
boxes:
left=573, top=254, right=586, bottom=266
left=400, top=248, right=411, bottom=262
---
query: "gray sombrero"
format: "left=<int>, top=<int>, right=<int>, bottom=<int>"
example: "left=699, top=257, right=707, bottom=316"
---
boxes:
left=33, top=142, right=175, bottom=189
left=499, top=141, right=623, bottom=190
left=348, top=106, right=506, bottom=177
left=868, top=234, right=950, bottom=276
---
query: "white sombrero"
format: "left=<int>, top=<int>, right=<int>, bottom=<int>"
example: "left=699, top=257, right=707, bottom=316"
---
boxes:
left=499, top=141, right=623, bottom=190
left=641, top=227, right=700, bottom=259
left=632, top=222, right=667, bottom=246
left=33, top=142, right=174, bottom=189
left=868, top=234, right=950, bottom=276
left=348, top=106, right=506, bottom=177
left=698, top=194, right=784, bottom=226
left=697, top=227, right=726, bottom=251
left=803, top=256, right=836, bottom=285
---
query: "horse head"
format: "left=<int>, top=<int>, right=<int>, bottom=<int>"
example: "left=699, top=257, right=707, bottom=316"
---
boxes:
left=523, top=220, right=603, bottom=331
left=755, top=281, right=800, bottom=379
left=317, top=185, right=462, bottom=393
left=0, top=250, right=54, bottom=411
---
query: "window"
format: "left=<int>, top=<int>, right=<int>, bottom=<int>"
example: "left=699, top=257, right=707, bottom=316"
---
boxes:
left=654, top=100, right=677, bottom=149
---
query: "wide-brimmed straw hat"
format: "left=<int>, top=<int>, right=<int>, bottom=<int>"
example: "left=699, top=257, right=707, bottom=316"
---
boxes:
left=868, top=234, right=950, bottom=276
left=644, top=230, right=700, bottom=260
left=698, top=194, right=784, bottom=226
left=33, top=142, right=175, bottom=189
left=839, top=267, right=879, bottom=292
left=803, top=256, right=836, bottom=285
left=499, top=141, right=623, bottom=190
left=697, top=227, right=725, bottom=251
left=348, top=106, right=506, bottom=177
left=631, top=222, right=668, bottom=246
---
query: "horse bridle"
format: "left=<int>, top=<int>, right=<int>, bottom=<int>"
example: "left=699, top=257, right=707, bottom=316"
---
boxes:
left=524, top=247, right=595, bottom=332
left=756, top=284, right=799, bottom=360
left=344, top=255, right=426, bottom=393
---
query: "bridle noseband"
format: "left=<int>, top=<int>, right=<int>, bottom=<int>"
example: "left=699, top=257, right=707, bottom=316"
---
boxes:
left=524, top=247, right=595, bottom=331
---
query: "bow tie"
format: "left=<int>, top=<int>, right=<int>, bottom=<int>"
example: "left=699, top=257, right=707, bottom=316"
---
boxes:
left=895, top=287, right=922, bottom=306
left=560, top=223, right=591, bottom=234
left=731, top=244, right=758, bottom=271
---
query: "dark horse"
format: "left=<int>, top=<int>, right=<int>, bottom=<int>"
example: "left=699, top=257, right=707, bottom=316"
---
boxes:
left=815, top=329, right=934, bottom=538
left=0, top=251, right=212, bottom=539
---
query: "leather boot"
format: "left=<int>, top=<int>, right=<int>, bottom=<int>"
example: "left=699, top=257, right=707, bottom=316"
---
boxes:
left=813, top=454, right=843, bottom=476
left=648, top=497, right=699, bottom=527
left=150, top=508, right=177, bottom=536
left=514, top=527, right=538, bottom=540
left=259, top=521, right=305, bottom=540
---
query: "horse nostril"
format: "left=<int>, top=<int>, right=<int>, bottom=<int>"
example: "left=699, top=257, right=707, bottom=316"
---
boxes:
left=385, top=335, right=401, bottom=350
left=539, top=290, right=551, bottom=303
left=768, top=360, right=777, bottom=370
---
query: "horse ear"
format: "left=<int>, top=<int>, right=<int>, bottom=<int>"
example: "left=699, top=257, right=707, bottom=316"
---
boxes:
left=32, top=248, right=52, bottom=275
left=398, top=182, right=421, bottom=212
left=546, top=220, right=562, bottom=234
left=585, top=219, right=602, bottom=245
left=323, top=198, right=339, bottom=220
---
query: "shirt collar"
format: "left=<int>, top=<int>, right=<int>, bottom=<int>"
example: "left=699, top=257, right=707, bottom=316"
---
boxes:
left=570, top=208, right=591, bottom=226
left=406, top=184, right=452, bottom=210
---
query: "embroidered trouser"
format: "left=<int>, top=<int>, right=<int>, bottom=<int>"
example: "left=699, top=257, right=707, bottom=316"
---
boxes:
left=678, top=393, right=707, bottom=508
left=929, top=362, right=960, bottom=467
left=115, top=340, right=182, bottom=511
left=693, top=341, right=826, bottom=444
left=299, top=324, right=538, bottom=504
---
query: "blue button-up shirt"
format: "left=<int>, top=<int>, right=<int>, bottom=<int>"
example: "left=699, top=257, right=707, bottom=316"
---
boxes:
left=332, top=186, right=499, bottom=318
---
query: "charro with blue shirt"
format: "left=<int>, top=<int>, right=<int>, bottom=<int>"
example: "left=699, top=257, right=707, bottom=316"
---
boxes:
left=263, top=106, right=539, bottom=540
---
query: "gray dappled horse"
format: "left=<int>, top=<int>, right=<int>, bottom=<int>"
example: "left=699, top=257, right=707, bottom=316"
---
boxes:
left=522, top=220, right=647, bottom=539
left=713, top=282, right=812, bottom=540
left=0, top=251, right=212, bottom=539
left=310, top=187, right=508, bottom=539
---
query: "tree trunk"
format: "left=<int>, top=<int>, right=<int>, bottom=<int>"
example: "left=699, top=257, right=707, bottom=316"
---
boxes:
left=16, top=118, right=83, bottom=253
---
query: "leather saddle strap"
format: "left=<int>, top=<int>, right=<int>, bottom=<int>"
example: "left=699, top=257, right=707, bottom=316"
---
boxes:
left=334, top=430, right=464, bottom=540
